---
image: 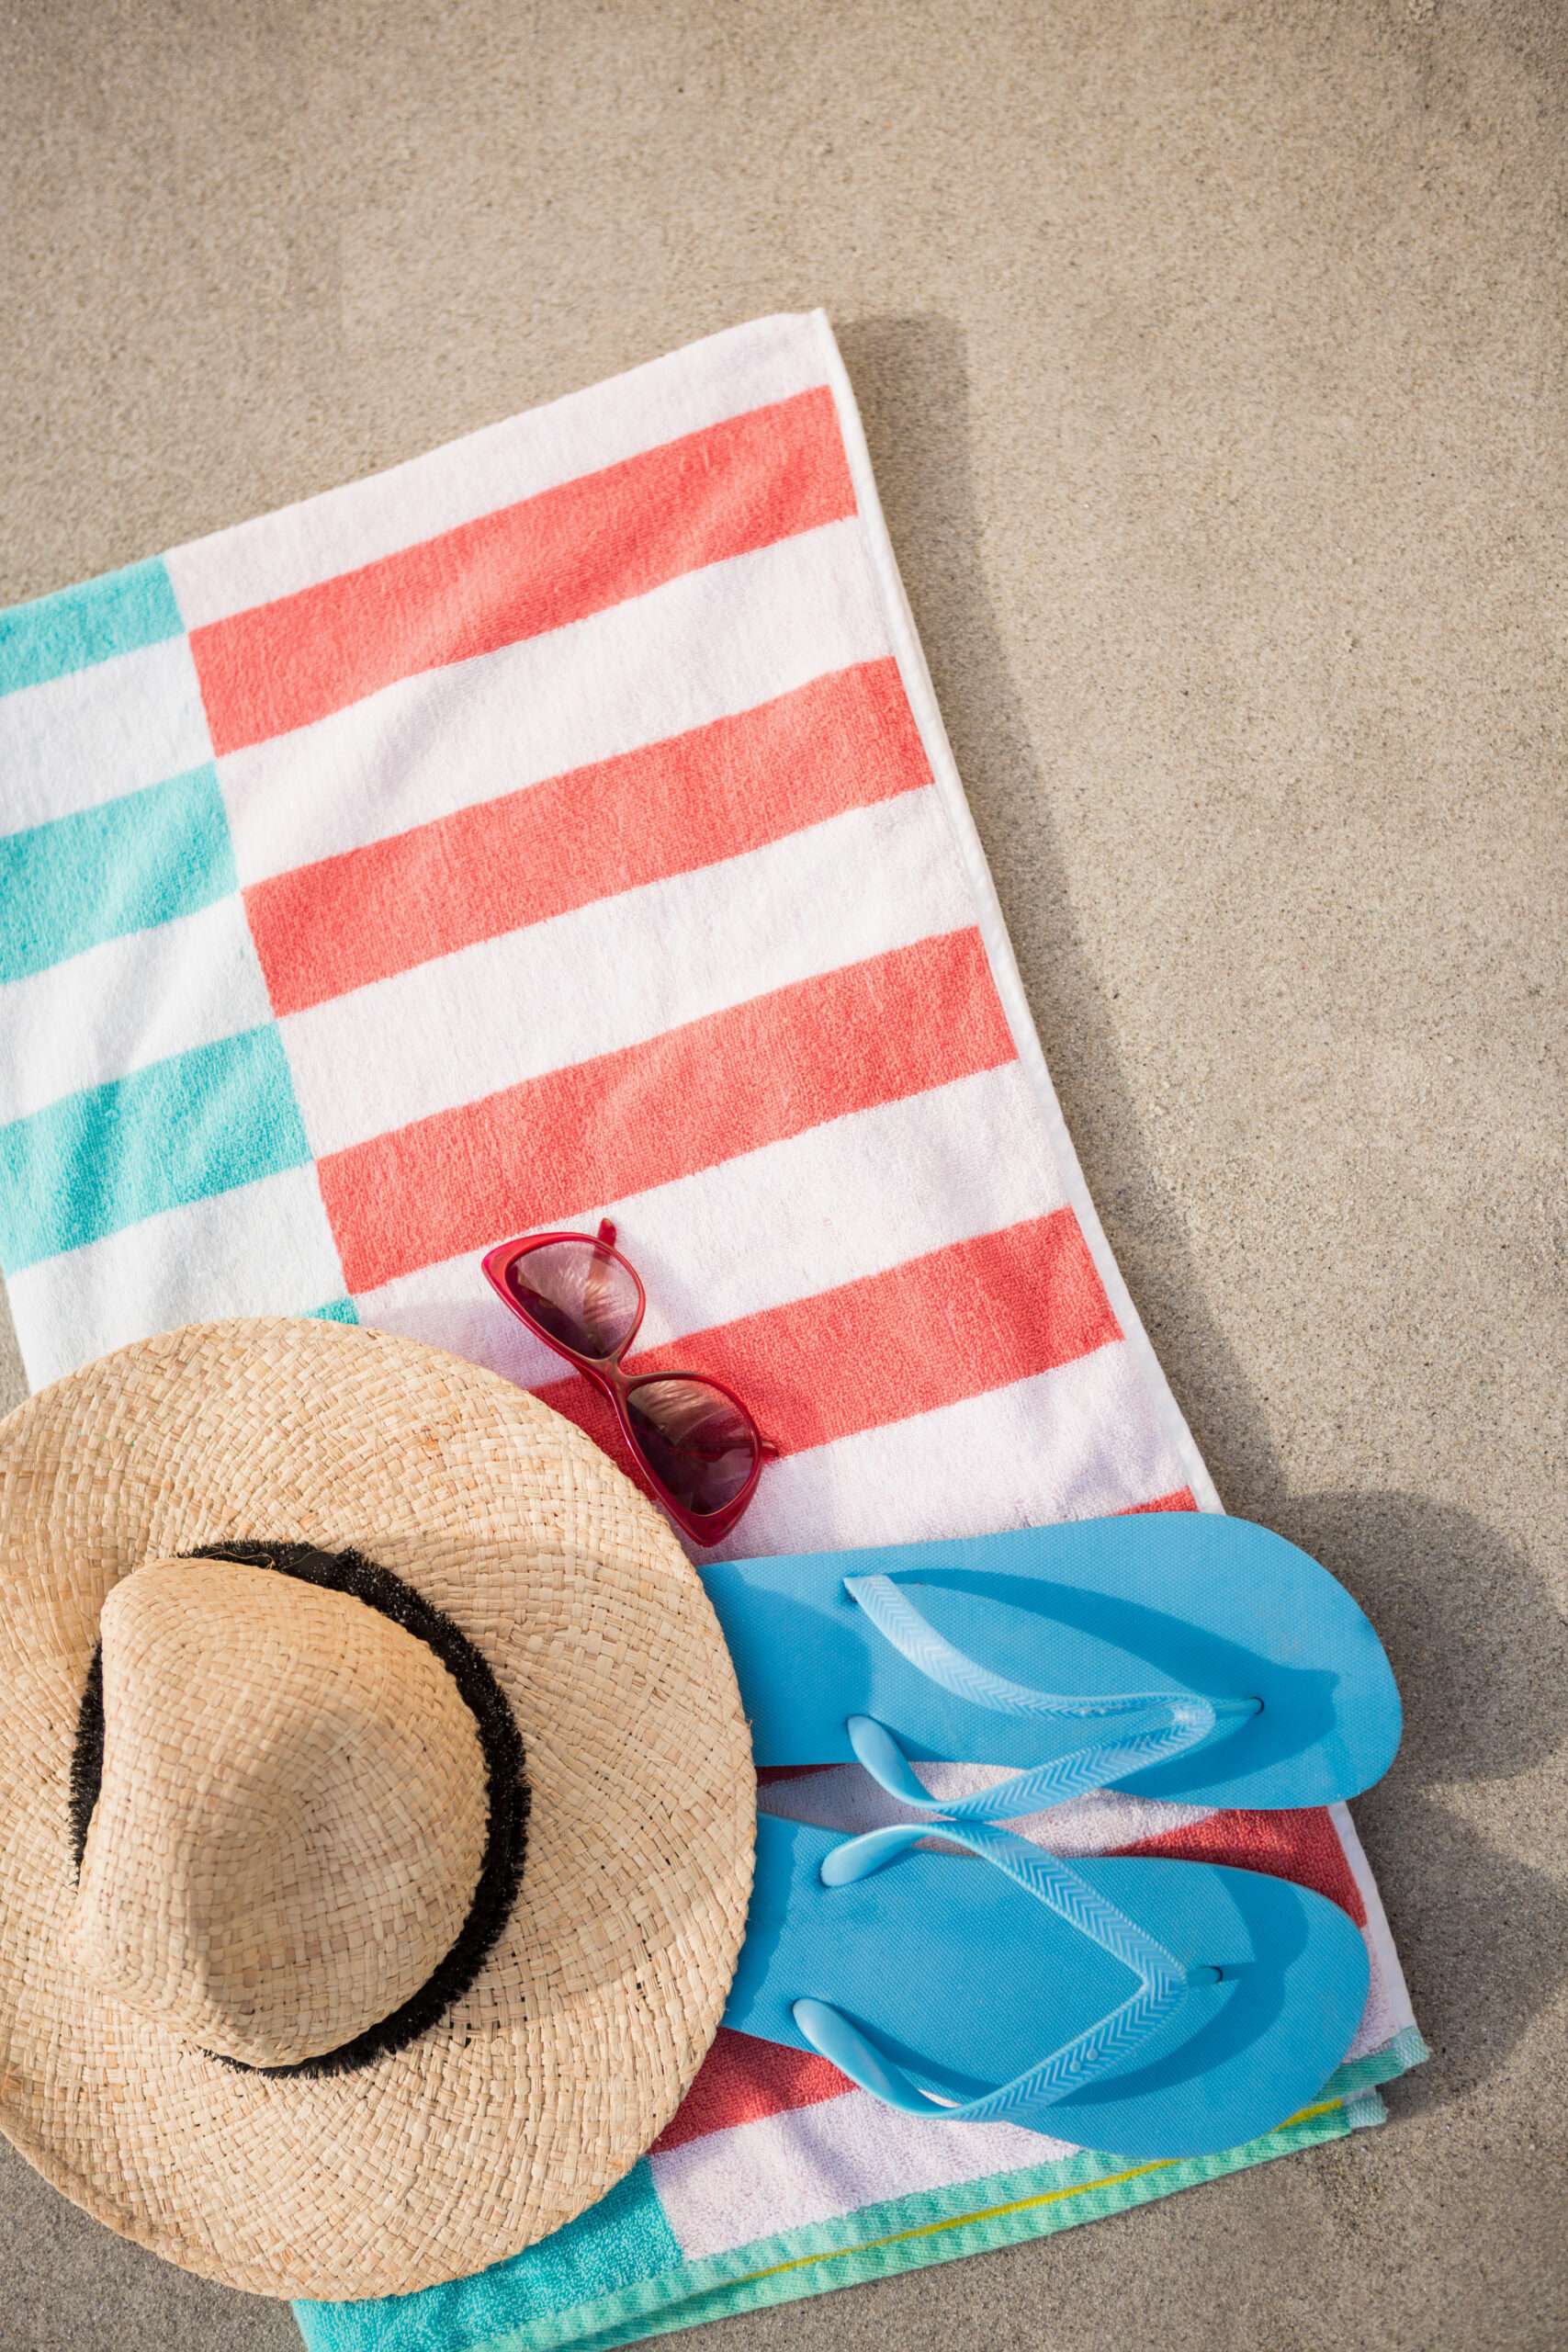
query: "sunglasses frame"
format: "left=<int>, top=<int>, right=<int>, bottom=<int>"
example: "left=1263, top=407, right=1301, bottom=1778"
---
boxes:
left=480, top=1222, right=773, bottom=1545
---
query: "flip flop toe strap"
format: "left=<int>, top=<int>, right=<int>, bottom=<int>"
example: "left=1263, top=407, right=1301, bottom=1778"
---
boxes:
left=845, top=1706, right=1209, bottom=1820
left=843, top=1573, right=1258, bottom=1819
left=792, top=1818, right=1216, bottom=2126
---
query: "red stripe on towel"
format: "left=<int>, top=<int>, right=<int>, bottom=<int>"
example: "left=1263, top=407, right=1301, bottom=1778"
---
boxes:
left=652, top=2029, right=852, bottom=2154
left=1114, top=1806, right=1366, bottom=1925
left=246, top=659, right=929, bottom=1014
left=1122, top=1487, right=1198, bottom=1514
left=192, top=387, right=854, bottom=754
left=321, top=927, right=1015, bottom=1295
left=533, top=1209, right=1122, bottom=1461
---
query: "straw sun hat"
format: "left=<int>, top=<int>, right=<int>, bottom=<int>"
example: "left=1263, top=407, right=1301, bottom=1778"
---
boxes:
left=0, top=1318, right=755, bottom=2301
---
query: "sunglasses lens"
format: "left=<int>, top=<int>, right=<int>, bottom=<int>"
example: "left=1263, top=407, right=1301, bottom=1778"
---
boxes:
left=626, top=1378, right=759, bottom=1520
left=507, top=1240, right=639, bottom=1361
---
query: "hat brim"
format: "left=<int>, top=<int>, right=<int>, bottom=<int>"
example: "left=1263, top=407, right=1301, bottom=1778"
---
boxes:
left=0, top=1318, right=756, bottom=2300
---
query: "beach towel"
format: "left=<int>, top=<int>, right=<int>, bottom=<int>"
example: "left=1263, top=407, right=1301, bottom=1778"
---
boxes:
left=0, top=311, right=1424, bottom=2348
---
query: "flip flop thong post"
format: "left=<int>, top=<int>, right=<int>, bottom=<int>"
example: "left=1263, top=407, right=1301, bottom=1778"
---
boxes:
left=727, top=1812, right=1370, bottom=2159
left=703, top=1514, right=1400, bottom=1812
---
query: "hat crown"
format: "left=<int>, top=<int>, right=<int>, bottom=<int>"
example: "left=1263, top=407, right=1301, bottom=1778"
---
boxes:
left=70, top=1556, right=489, bottom=2068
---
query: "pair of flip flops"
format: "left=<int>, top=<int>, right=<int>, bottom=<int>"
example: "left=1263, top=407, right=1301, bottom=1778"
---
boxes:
left=701, top=1513, right=1401, bottom=2161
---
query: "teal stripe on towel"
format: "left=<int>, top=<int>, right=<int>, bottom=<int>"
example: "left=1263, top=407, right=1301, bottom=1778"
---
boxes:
left=0, top=557, right=185, bottom=697
left=0, top=1026, right=310, bottom=1273
left=295, top=2162, right=682, bottom=2352
left=0, top=765, right=235, bottom=983
left=304, top=1297, right=360, bottom=1325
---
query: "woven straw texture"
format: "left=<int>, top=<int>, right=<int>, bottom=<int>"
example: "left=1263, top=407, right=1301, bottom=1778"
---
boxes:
left=0, top=1317, right=755, bottom=2300
left=72, top=1555, right=493, bottom=2067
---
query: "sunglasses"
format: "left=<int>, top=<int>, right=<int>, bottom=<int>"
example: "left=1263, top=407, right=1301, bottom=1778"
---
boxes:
left=480, top=1222, right=775, bottom=1544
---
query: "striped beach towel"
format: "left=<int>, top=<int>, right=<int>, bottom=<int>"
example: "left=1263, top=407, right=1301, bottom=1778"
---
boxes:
left=0, top=311, right=1423, bottom=2347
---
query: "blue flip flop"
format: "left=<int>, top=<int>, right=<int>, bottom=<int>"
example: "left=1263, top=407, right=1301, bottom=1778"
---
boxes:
left=726, top=1810, right=1370, bottom=2158
left=702, top=1515, right=1400, bottom=1814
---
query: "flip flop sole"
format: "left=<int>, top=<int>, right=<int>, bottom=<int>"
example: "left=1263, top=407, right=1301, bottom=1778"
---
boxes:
left=726, top=1813, right=1370, bottom=2161
left=704, top=1514, right=1401, bottom=1809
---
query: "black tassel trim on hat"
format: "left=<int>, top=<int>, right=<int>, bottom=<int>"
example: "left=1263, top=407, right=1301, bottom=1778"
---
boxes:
left=67, top=1645, right=105, bottom=1880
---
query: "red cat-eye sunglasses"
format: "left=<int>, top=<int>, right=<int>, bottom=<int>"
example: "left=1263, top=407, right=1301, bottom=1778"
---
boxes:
left=481, top=1221, right=776, bottom=1545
